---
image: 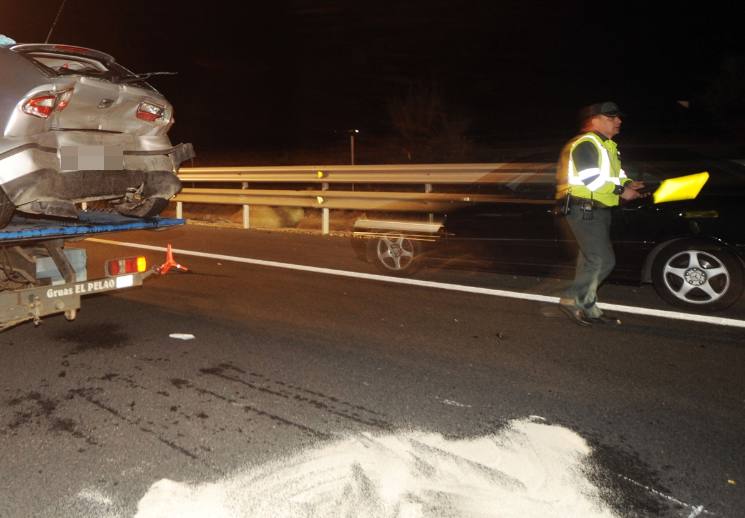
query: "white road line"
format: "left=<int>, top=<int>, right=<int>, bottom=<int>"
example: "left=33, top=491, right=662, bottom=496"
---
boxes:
left=87, top=238, right=745, bottom=329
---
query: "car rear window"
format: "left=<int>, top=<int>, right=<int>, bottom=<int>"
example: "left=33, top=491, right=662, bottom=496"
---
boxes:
left=24, top=51, right=136, bottom=78
left=25, top=52, right=109, bottom=74
left=16, top=48, right=156, bottom=91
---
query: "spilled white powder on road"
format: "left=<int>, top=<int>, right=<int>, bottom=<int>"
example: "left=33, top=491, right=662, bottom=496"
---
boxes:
left=132, top=418, right=618, bottom=518
left=77, top=487, right=114, bottom=506
left=437, top=398, right=472, bottom=408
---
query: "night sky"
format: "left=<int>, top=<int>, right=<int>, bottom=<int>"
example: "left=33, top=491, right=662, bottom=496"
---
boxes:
left=5, top=1, right=744, bottom=160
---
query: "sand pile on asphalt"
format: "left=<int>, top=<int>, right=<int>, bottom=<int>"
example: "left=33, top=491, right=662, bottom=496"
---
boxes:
left=133, top=418, right=617, bottom=518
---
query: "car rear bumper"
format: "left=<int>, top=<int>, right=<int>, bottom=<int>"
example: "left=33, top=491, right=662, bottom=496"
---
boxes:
left=3, top=168, right=182, bottom=216
left=0, top=136, right=194, bottom=185
left=0, top=135, right=193, bottom=217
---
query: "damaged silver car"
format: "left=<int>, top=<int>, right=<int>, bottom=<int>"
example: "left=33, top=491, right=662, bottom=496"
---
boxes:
left=0, top=42, right=194, bottom=227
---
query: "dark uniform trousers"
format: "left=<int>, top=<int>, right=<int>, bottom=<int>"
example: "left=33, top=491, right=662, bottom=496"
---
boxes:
left=562, top=202, right=615, bottom=318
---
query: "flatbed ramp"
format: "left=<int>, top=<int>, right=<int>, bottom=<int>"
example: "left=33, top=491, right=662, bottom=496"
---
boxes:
left=0, top=212, right=184, bottom=243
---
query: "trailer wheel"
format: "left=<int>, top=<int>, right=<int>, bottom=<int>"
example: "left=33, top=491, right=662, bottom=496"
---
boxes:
left=0, top=188, right=15, bottom=228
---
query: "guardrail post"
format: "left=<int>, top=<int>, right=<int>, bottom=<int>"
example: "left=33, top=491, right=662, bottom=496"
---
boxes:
left=242, top=182, right=250, bottom=229
left=322, top=182, right=329, bottom=235
left=425, top=183, right=434, bottom=223
left=176, top=201, right=183, bottom=219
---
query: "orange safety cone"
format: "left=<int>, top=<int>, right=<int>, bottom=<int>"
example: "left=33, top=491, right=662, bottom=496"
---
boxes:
left=157, top=244, right=189, bottom=275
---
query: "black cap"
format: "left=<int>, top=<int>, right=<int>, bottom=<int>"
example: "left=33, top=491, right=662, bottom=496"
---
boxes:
left=581, top=101, right=623, bottom=119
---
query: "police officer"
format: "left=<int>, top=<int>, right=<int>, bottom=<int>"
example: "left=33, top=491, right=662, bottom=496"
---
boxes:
left=556, top=101, right=646, bottom=326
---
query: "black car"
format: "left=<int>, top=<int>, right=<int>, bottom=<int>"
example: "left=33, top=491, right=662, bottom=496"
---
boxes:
left=351, top=148, right=745, bottom=312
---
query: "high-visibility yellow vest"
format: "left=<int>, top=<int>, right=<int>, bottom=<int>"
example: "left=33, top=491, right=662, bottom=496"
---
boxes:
left=556, top=132, right=630, bottom=207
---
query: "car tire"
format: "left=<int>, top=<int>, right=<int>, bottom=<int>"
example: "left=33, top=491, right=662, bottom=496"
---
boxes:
left=115, top=197, right=169, bottom=219
left=368, top=234, right=422, bottom=276
left=0, top=188, right=15, bottom=228
left=651, top=240, right=744, bottom=311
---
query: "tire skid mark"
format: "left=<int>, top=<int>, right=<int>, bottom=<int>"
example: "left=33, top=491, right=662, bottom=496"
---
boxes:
left=277, top=381, right=386, bottom=417
left=93, top=372, right=146, bottom=391
left=198, top=368, right=293, bottom=399
left=214, top=362, right=386, bottom=417
left=170, top=378, right=332, bottom=440
left=92, top=365, right=332, bottom=440
left=97, top=372, right=228, bottom=437
left=290, top=392, right=392, bottom=430
left=70, top=388, right=205, bottom=464
left=199, top=365, right=394, bottom=430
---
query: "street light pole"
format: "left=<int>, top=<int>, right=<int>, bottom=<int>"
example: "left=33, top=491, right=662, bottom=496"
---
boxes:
left=348, top=129, right=359, bottom=165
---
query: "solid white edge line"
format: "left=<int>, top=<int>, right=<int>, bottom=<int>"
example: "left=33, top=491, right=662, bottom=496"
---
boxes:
left=86, top=237, right=745, bottom=329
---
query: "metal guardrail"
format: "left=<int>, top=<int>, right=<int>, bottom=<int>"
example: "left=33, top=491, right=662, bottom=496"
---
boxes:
left=175, top=163, right=556, bottom=234
left=177, top=163, right=555, bottom=183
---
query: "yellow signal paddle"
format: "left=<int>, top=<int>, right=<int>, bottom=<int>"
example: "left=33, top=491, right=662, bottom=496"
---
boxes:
left=653, top=172, right=709, bottom=204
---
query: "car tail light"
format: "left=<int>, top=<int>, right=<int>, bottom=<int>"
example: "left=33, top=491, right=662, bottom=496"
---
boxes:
left=136, top=101, right=165, bottom=122
left=22, top=94, right=57, bottom=118
left=22, top=89, right=73, bottom=118
left=106, top=256, right=147, bottom=276
left=56, top=89, right=73, bottom=111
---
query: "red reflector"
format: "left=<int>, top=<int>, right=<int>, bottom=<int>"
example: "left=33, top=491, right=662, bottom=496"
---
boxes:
left=125, top=257, right=138, bottom=272
left=107, top=260, right=121, bottom=276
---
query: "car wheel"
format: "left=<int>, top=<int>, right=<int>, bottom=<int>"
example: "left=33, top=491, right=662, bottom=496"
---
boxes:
left=369, top=234, right=422, bottom=275
left=114, top=197, right=169, bottom=218
left=0, top=189, right=15, bottom=228
left=652, top=241, right=744, bottom=311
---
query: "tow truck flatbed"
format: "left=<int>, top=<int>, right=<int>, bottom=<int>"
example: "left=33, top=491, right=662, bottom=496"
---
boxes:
left=0, top=212, right=184, bottom=244
left=1, top=211, right=184, bottom=330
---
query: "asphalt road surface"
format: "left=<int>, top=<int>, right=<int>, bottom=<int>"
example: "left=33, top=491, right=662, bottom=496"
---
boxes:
left=0, top=224, right=743, bottom=517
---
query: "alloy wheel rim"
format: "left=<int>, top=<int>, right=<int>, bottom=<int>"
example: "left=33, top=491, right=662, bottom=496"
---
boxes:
left=377, top=236, right=414, bottom=271
left=662, top=250, right=730, bottom=304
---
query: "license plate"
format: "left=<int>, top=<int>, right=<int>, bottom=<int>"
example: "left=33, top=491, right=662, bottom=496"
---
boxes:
left=60, top=145, right=123, bottom=171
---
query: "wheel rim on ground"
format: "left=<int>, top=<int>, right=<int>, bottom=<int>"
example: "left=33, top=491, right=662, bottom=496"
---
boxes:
left=376, top=236, right=415, bottom=271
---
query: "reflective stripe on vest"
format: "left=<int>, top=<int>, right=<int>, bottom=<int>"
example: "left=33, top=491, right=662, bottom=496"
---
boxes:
left=567, top=133, right=620, bottom=190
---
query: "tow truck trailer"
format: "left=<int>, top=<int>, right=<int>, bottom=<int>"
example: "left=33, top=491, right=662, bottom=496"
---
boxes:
left=0, top=211, right=183, bottom=331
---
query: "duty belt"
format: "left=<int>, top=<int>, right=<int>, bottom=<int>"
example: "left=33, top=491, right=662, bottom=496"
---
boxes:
left=568, top=197, right=610, bottom=209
